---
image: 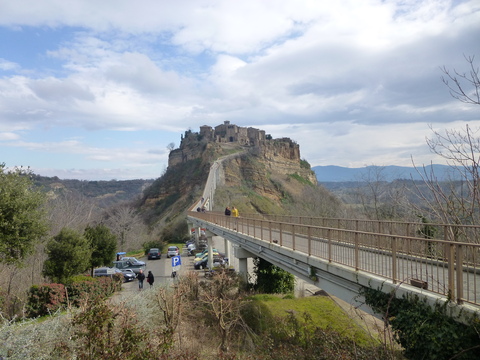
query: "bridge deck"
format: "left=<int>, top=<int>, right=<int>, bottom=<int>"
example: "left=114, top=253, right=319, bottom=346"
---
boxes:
left=189, top=211, right=480, bottom=309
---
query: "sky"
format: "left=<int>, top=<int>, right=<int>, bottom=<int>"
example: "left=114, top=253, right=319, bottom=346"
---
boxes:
left=0, top=0, right=479, bottom=180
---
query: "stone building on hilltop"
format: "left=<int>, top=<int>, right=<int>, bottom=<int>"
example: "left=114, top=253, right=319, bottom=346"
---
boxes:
left=199, top=121, right=266, bottom=146
left=168, top=121, right=300, bottom=168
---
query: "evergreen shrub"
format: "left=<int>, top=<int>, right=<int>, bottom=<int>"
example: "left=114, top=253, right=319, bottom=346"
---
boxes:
left=27, top=275, right=122, bottom=318
left=27, top=283, right=66, bottom=317
left=361, top=286, right=480, bottom=360
left=66, top=275, right=110, bottom=306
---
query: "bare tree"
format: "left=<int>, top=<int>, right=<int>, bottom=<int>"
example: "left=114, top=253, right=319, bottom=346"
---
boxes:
left=414, top=124, right=480, bottom=227
left=198, top=272, right=245, bottom=352
left=167, top=142, right=175, bottom=151
left=355, top=166, right=387, bottom=220
left=45, top=191, right=99, bottom=234
left=103, top=203, right=151, bottom=251
left=153, top=283, right=188, bottom=350
left=412, top=56, right=480, bottom=239
left=441, top=55, right=480, bottom=105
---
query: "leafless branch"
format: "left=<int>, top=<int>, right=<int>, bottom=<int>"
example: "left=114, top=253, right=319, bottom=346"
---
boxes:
left=441, top=54, right=480, bottom=105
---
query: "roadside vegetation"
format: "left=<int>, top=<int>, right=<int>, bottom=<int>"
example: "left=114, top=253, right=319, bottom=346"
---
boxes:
left=0, top=271, right=403, bottom=360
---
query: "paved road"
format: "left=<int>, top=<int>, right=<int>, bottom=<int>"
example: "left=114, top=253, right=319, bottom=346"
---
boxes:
left=120, top=251, right=197, bottom=293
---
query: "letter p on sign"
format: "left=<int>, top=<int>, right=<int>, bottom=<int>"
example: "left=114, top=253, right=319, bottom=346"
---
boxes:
left=172, top=255, right=182, bottom=268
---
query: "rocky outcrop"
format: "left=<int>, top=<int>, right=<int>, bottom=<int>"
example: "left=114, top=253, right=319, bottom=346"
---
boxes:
left=168, top=122, right=313, bottom=184
left=159, top=121, right=317, bottom=212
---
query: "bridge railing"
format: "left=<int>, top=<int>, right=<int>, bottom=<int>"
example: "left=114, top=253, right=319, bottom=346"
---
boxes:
left=231, top=214, right=480, bottom=244
left=189, top=211, right=480, bottom=306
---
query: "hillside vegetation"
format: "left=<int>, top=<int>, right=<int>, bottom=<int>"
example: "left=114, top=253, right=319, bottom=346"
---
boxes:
left=0, top=273, right=398, bottom=359
left=33, top=175, right=152, bottom=208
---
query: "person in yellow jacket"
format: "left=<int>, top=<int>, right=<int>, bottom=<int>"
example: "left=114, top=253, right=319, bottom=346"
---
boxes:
left=231, top=206, right=239, bottom=217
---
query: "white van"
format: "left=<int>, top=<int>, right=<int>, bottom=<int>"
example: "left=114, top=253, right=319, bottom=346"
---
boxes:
left=93, top=267, right=116, bottom=277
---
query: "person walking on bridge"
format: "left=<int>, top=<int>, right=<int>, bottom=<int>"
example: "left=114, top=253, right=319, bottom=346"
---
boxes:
left=231, top=206, right=239, bottom=217
left=224, top=206, right=231, bottom=216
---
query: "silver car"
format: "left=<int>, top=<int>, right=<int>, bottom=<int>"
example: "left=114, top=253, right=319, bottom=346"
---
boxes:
left=117, top=268, right=136, bottom=281
left=166, top=246, right=180, bottom=258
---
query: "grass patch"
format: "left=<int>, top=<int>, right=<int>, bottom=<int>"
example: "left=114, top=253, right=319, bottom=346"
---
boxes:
left=126, top=250, right=145, bottom=258
left=288, top=172, right=314, bottom=186
left=245, top=295, right=377, bottom=347
left=166, top=242, right=184, bottom=249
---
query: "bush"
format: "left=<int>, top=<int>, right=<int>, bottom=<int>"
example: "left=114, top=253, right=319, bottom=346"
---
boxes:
left=98, top=273, right=123, bottom=294
left=252, top=257, right=294, bottom=294
left=27, top=283, right=66, bottom=317
left=27, top=275, right=122, bottom=318
left=300, top=158, right=311, bottom=169
left=362, top=287, right=480, bottom=360
left=72, top=296, right=153, bottom=359
left=65, top=275, right=112, bottom=306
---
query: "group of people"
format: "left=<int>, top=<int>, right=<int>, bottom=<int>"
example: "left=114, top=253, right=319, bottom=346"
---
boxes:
left=137, top=269, right=155, bottom=290
left=196, top=196, right=207, bottom=212
left=225, top=206, right=239, bottom=217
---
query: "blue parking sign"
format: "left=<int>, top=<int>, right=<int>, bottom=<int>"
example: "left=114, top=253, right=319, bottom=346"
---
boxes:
left=171, top=255, right=182, bottom=267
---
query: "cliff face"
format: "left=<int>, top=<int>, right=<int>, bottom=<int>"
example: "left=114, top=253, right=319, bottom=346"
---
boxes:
left=219, top=146, right=317, bottom=205
left=252, top=138, right=316, bottom=184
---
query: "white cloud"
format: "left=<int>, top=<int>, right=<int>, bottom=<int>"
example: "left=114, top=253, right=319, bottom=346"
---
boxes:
left=0, top=0, right=479, bottom=179
left=0, top=58, right=19, bottom=71
left=0, top=132, right=19, bottom=141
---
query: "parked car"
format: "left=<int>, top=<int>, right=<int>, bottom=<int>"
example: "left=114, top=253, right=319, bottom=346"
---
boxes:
left=148, top=248, right=161, bottom=260
left=115, top=268, right=135, bottom=282
left=113, top=258, right=146, bottom=275
left=197, top=242, right=207, bottom=251
left=195, top=248, right=218, bottom=259
left=94, top=267, right=134, bottom=282
left=121, top=256, right=146, bottom=266
left=166, top=246, right=180, bottom=258
left=186, top=243, right=196, bottom=256
left=118, top=268, right=137, bottom=281
left=93, top=267, right=115, bottom=277
left=194, top=255, right=225, bottom=270
left=194, top=250, right=220, bottom=262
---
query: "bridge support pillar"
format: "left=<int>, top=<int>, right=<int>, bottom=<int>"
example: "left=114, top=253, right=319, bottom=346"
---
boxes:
left=234, top=247, right=255, bottom=283
left=187, top=222, right=193, bottom=240
left=238, top=258, right=248, bottom=282
left=207, top=235, right=214, bottom=269
left=224, top=237, right=231, bottom=266
left=194, top=226, right=201, bottom=248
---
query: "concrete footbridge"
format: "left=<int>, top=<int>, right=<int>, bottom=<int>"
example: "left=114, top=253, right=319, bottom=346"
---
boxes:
left=187, top=158, right=480, bottom=321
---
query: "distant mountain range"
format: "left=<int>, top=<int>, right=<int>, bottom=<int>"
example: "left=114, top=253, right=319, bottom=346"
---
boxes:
left=312, top=165, right=456, bottom=182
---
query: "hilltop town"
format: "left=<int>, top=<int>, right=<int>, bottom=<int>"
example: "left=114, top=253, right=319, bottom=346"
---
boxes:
left=168, top=121, right=305, bottom=173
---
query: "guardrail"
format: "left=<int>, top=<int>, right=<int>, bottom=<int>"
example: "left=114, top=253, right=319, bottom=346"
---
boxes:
left=189, top=211, right=480, bottom=307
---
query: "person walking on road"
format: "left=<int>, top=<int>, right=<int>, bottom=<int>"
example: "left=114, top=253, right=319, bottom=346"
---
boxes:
left=147, top=270, right=154, bottom=288
left=137, top=269, right=146, bottom=290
